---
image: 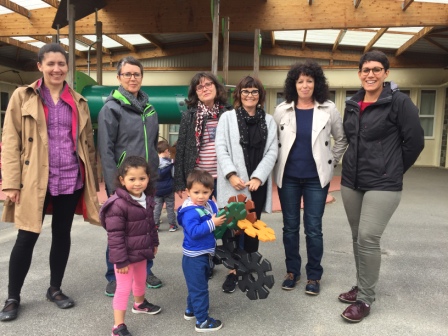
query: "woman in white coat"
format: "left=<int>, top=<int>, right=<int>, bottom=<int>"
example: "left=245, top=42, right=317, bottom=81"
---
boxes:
left=274, top=61, right=347, bottom=295
left=216, top=76, right=278, bottom=293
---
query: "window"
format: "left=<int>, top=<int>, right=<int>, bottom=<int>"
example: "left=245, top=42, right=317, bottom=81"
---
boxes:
left=1, top=92, right=9, bottom=111
left=329, top=90, right=336, bottom=104
left=345, top=90, right=358, bottom=101
left=419, top=90, right=435, bottom=137
left=276, top=92, right=284, bottom=106
left=168, top=124, right=179, bottom=145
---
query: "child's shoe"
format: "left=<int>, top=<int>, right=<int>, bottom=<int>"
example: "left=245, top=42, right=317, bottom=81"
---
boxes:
left=131, top=299, right=161, bottom=315
left=195, top=317, right=223, bottom=332
left=169, top=224, right=178, bottom=232
left=112, top=323, right=132, bottom=336
left=184, top=308, right=195, bottom=321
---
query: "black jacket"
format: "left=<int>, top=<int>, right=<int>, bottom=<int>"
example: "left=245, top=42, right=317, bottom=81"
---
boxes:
left=174, top=103, right=231, bottom=192
left=341, top=82, right=424, bottom=191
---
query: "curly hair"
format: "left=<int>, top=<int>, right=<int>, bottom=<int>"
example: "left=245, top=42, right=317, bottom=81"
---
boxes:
left=115, top=156, right=156, bottom=195
left=185, top=72, right=228, bottom=108
left=232, top=76, right=266, bottom=109
left=283, top=61, right=329, bottom=104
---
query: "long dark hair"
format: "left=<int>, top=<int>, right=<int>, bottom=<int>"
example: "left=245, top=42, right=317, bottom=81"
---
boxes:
left=185, top=72, right=227, bottom=108
left=115, top=156, right=156, bottom=195
left=283, top=60, right=329, bottom=104
left=37, top=43, right=68, bottom=63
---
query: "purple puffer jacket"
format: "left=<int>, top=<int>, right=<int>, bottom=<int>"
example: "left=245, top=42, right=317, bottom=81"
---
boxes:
left=100, top=188, right=159, bottom=269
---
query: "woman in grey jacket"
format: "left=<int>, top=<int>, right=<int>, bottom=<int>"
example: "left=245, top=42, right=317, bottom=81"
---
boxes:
left=274, top=61, right=347, bottom=296
left=216, top=76, right=278, bottom=293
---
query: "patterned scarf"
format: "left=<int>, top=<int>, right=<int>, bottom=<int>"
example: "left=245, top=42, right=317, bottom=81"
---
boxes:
left=194, top=101, right=219, bottom=150
left=236, top=106, right=268, bottom=172
left=118, top=85, right=149, bottom=112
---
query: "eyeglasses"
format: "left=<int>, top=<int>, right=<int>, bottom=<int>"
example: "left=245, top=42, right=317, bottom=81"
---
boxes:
left=196, top=81, right=214, bottom=92
left=120, top=72, right=142, bottom=79
left=360, top=67, right=384, bottom=75
left=241, top=89, right=259, bottom=97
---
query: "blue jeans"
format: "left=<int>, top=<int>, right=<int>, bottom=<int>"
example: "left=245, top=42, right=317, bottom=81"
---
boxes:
left=278, top=175, right=329, bottom=280
left=182, top=254, right=212, bottom=324
left=105, top=245, right=153, bottom=282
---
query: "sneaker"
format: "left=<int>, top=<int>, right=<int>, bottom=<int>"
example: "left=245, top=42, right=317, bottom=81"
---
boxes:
left=338, top=286, right=358, bottom=303
left=131, top=299, right=161, bottom=315
left=169, top=224, right=178, bottom=232
left=184, top=308, right=195, bottom=321
left=195, top=317, right=223, bottom=332
left=146, top=274, right=162, bottom=288
left=105, top=280, right=116, bottom=297
left=341, top=300, right=370, bottom=323
left=222, top=273, right=238, bottom=293
left=281, top=273, right=300, bottom=290
left=208, top=268, right=214, bottom=280
left=305, top=280, right=320, bottom=295
left=112, top=323, right=132, bottom=336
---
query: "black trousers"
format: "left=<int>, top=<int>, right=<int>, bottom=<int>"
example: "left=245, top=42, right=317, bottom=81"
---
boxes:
left=7, top=189, right=82, bottom=301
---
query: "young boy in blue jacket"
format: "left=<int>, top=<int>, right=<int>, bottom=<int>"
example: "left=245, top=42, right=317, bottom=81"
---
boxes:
left=177, top=170, right=226, bottom=332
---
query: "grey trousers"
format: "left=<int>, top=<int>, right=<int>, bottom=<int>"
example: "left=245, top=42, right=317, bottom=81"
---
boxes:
left=341, top=186, right=402, bottom=305
left=154, top=193, right=177, bottom=225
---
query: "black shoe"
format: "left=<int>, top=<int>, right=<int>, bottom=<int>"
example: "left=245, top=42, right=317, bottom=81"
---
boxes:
left=46, top=288, right=74, bottom=309
left=112, top=323, right=133, bottom=336
left=305, top=280, right=320, bottom=295
left=0, top=299, right=20, bottom=322
left=195, top=317, right=223, bottom=332
left=222, top=273, right=238, bottom=293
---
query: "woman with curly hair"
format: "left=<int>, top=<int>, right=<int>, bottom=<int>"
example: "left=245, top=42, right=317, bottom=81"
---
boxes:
left=273, top=61, right=347, bottom=295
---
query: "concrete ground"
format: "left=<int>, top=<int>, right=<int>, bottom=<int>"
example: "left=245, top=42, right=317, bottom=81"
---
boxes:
left=0, top=167, right=447, bottom=336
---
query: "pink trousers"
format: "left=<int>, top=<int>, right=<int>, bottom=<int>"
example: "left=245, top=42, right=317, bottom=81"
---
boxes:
left=113, top=260, right=147, bottom=310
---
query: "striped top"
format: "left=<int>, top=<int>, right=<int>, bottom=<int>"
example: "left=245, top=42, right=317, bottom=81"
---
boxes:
left=195, top=118, right=218, bottom=177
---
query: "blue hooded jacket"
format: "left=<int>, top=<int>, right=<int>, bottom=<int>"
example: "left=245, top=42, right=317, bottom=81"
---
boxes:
left=177, top=198, right=218, bottom=257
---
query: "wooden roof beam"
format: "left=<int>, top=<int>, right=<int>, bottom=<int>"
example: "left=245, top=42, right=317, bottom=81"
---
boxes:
left=424, top=36, right=448, bottom=54
left=40, top=0, right=59, bottom=8
left=0, top=36, right=39, bottom=53
left=396, top=27, right=434, bottom=56
left=364, top=27, right=387, bottom=53
left=270, top=31, right=275, bottom=47
left=141, top=34, right=164, bottom=49
left=64, top=35, right=111, bottom=55
left=332, top=29, right=346, bottom=52
left=354, top=0, right=362, bottom=9
left=29, top=35, right=85, bottom=57
left=402, top=0, right=414, bottom=11
left=308, top=0, right=313, bottom=5
left=0, top=0, right=31, bottom=18
left=302, top=30, right=307, bottom=50
left=107, top=34, right=136, bottom=52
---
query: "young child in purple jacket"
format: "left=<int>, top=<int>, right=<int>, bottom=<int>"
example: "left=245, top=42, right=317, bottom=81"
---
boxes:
left=100, top=156, right=161, bottom=336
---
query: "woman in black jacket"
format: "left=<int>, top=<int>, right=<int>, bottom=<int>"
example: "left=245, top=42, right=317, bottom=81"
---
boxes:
left=174, top=72, right=229, bottom=199
left=338, top=50, right=424, bottom=323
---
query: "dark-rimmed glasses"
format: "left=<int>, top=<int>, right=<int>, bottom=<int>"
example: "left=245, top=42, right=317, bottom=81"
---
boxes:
left=241, top=89, right=259, bottom=97
left=196, top=81, right=214, bottom=92
left=360, top=67, right=384, bottom=75
left=120, top=72, right=142, bottom=79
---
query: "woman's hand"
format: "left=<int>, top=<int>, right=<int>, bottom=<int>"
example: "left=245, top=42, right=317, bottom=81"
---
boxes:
left=116, top=266, right=129, bottom=274
left=245, top=178, right=262, bottom=192
left=4, top=189, right=20, bottom=204
left=229, top=175, right=246, bottom=191
left=176, top=190, right=184, bottom=199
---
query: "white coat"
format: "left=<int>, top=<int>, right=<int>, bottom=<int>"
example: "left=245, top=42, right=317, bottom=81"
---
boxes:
left=273, top=100, right=347, bottom=188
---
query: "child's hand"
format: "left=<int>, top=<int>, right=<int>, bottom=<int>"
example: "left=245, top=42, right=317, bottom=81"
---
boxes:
left=212, top=213, right=226, bottom=227
left=153, top=246, right=158, bottom=256
left=116, top=266, right=129, bottom=274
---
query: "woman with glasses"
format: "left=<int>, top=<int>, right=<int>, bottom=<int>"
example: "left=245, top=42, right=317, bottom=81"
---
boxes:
left=339, top=50, right=424, bottom=323
left=274, top=61, right=347, bottom=295
left=98, top=56, right=163, bottom=299
left=174, top=72, right=230, bottom=199
left=0, top=43, right=99, bottom=322
left=215, top=76, right=278, bottom=293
